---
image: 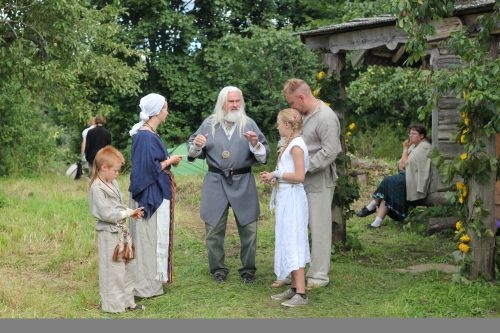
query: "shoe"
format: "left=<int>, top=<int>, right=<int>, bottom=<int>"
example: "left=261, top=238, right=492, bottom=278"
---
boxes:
left=213, top=270, right=227, bottom=282
left=271, top=288, right=295, bottom=301
left=355, top=206, right=376, bottom=217
left=241, top=273, right=255, bottom=284
left=126, top=304, right=145, bottom=311
left=281, top=294, right=308, bottom=307
left=306, top=283, right=328, bottom=291
left=306, top=280, right=328, bottom=290
left=367, top=223, right=380, bottom=229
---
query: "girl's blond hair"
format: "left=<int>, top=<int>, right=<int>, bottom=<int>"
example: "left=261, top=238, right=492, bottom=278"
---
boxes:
left=276, top=108, right=303, bottom=170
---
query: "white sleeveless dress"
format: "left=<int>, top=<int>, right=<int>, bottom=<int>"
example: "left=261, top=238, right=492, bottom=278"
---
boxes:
left=271, top=137, right=310, bottom=280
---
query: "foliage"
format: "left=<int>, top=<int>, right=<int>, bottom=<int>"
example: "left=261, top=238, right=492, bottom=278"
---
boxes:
left=1, top=0, right=434, bottom=179
left=0, top=0, right=146, bottom=175
left=346, top=65, right=433, bottom=130
left=352, top=122, right=409, bottom=160
left=201, top=26, right=320, bottom=136
left=392, top=0, right=455, bottom=65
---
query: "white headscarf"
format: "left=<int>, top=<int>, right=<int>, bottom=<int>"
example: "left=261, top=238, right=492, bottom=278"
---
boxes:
left=129, top=93, right=166, bottom=136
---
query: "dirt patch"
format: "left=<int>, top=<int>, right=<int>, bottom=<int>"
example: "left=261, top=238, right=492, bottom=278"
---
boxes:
left=394, top=263, right=457, bottom=274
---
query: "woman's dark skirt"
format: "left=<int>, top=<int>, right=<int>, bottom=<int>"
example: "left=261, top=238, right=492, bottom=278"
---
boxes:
left=372, top=171, right=407, bottom=221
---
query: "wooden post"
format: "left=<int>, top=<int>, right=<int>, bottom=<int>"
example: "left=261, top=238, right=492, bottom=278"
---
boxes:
left=324, top=51, right=348, bottom=247
left=467, top=135, right=497, bottom=280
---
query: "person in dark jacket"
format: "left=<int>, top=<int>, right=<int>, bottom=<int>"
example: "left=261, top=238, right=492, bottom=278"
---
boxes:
left=85, top=115, right=112, bottom=176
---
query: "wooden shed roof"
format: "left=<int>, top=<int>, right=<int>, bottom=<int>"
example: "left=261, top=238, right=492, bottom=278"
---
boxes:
left=299, top=0, right=496, bottom=39
left=297, top=0, right=497, bottom=68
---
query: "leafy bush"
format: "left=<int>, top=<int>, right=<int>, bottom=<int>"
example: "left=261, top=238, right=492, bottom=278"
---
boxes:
left=346, top=66, right=432, bottom=130
left=351, top=122, right=409, bottom=160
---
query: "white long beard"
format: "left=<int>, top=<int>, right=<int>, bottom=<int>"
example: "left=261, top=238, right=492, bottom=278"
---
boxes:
left=224, top=110, right=243, bottom=123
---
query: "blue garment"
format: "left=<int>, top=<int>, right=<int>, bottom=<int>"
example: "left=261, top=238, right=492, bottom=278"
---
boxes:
left=129, top=130, right=172, bottom=219
left=372, top=171, right=407, bottom=221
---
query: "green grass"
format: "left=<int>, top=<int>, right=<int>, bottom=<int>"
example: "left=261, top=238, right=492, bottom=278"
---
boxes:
left=0, top=171, right=498, bottom=318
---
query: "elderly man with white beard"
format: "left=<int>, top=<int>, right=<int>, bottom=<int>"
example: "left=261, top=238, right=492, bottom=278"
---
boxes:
left=187, top=86, right=270, bottom=284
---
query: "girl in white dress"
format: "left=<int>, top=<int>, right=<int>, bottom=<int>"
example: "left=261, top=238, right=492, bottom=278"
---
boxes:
left=260, top=108, right=310, bottom=307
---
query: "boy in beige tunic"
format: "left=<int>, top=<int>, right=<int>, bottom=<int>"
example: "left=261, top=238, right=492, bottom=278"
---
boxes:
left=89, top=146, right=145, bottom=312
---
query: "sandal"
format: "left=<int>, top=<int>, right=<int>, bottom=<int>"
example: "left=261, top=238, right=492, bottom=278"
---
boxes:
left=127, top=304, right=145, bottom=311
left=270, top=277, right=291, bottom=288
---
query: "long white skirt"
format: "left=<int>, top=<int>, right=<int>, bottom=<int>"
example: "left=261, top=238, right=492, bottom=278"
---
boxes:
left=128, top=199, right=172, bottom=298
left=273, top=183, right=310, bottom=280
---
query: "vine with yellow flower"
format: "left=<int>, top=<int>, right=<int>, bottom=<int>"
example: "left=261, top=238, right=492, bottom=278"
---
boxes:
left=395, top=0, right=500, bottom=279
left=313, top=69, right=360, bottom=218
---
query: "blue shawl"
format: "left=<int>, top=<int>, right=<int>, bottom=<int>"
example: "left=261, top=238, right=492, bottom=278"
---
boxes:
left=129, top=130, right=172, bottom=218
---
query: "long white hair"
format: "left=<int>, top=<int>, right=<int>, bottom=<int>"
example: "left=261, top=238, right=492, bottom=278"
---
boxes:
left=210, top=86, right=248, bottom=137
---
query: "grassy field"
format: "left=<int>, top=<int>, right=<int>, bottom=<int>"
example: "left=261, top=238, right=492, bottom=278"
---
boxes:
left=0, top=166, right=499, bottom=318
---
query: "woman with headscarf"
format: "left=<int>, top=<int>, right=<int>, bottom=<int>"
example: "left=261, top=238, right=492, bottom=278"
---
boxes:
left=128, top=93, right=184, bottom=298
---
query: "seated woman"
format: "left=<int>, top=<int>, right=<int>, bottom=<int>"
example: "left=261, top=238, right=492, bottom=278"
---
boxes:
left=356, top=124, right=432, bottom=228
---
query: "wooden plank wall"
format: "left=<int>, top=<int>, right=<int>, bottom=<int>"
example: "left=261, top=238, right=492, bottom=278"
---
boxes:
left=430, top=53, right=465, bottom=194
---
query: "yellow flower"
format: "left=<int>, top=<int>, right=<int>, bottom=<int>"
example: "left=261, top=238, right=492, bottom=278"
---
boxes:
left=458, top=243, right=470, bottom=253
left=460, top=134, right=467, bottom=144
left=455, top=221, right=463, bottom=231
left=346, top=131, right=352, bottom=137
left=461, top=185, right=468, bottom=199
left=316, top=71, right=326, bottom=80
left=325, top=102, right=331, bottom=107
left=460, top=234, right=471, bottom=243
left=463, top=115, right=470, bottom=126
left=348, top=122, right=356, bottom=131
left=313, top=88, right=320, bottom=97
left=456, top=181, right=468, bottom=204
left=345, top=138, right=349, bottom=143
left=462, top=90, right=468, bottom=100
left=460, top=153, right=468, bottom=160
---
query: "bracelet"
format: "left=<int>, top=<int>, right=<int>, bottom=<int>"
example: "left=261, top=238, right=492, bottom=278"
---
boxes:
left=274, top=169, right=283, bottom=180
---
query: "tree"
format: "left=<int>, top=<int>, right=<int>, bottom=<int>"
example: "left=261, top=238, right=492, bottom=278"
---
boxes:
left=0, top=0, right=146, bottom=175
left=200, top=26, right=320, bottom=137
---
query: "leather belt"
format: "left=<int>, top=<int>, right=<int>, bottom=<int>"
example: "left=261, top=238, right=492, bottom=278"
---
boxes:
left=208, top=166, right=251, bottom=185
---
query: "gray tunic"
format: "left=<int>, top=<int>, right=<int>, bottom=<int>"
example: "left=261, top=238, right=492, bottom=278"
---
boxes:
left=302, top=101, right=342, bottom=193
left=187, top=116, right=269, bottom=226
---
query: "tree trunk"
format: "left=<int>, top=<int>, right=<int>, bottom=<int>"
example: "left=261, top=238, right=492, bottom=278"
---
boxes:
left=332, top=205, right=346, bottom=245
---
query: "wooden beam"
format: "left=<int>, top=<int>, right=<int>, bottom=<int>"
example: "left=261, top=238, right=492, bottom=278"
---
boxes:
left=304, top=17, right=463, bottom=54
left=322, top=53, right=344, bottom=77
left=350, top=49, right=366, bottom=66
left=392, top=44, right=406, bottom=63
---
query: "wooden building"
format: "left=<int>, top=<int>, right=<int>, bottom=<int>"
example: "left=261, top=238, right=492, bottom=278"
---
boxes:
left=296, top=0, right=499, bottom=280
